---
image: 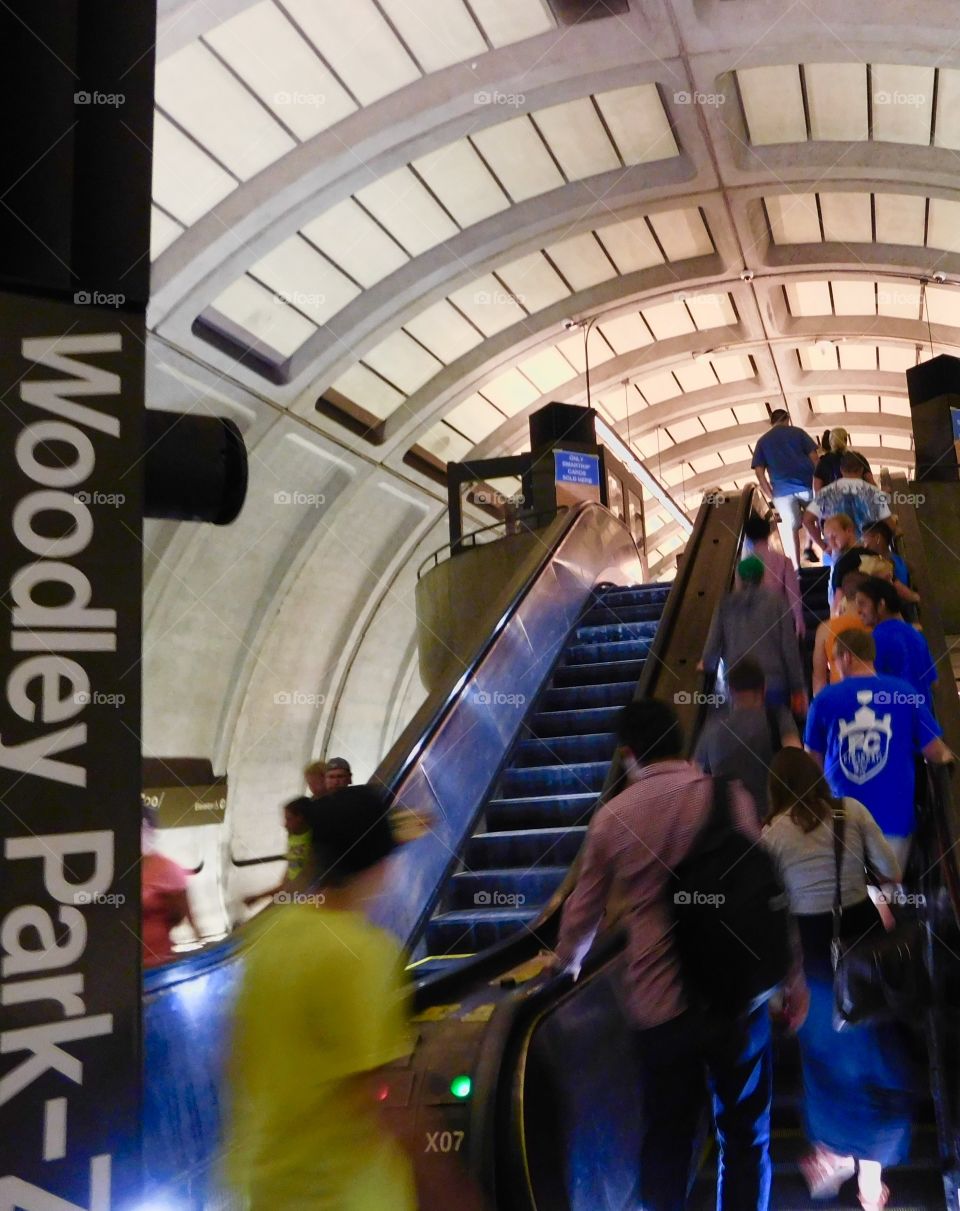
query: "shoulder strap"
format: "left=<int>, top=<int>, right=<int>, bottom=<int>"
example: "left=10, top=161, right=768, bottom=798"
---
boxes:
left=765, top=707, right=782, bottom=752
left=712, top=775, right=732, bottom=827
left=831, top=800, right=846, bottom=962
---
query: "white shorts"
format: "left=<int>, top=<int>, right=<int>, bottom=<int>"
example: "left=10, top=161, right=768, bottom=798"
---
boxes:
left=773, top=490, right=812, bottom=530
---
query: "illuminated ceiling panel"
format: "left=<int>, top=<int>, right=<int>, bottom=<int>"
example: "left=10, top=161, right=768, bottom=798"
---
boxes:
left=248, top=235, right=360, bottom=325
left=205, top=3, right=357, bottom=140
left=649, top=209, right=713, bottom=261
left=362, top=330, right=443, bottom=394
left=597, top=312, right=654, bottom=354
left=419, top=421, right=474, bottom=463
left=478, top=368, right=541, bottom=415
left=785, top=280, right=833, bottom=317
left=355, top=167, right=459, bottom=256
left=871, top=64, right=935, bottom=145
left=329, top=363, right=406, bottom=420
left=641, top=300, right=696, bottom=340
left=283, top=0, right=420, bottom=105
left=546, top=232, right=617, bottom=290
left=210, top=277, right=316, bottom=358
left=926, top=198, right=960, bottom=255
left=739, top=65, right=806, bottom=144
left=412, top=139, right=511, bottom=227
left=301, top=200, right=409, bottom=288
left=804, top=62, right=868, bottom=141
left=533, top=97, right=621, bottom=180
left=595, top=83, right=679, bottom=164
left=595, top=216, right=665, bottom=273
left=151, top=113, right=236, bottom=225
left=518, top=347, right=578, bottom=393
left=496, top=253, right=569, bottom=313
left=766, top=194, right=821, bottom=244
left=468, top=0, right=555, bottom=45
left=155, top=43, right=295, bottom=180
left=376, top=0, right=487, bottom=73
left=832, top=280, right=877, bottom=315
left=819, top=193, right=873, bottom=244
left=878, top=345, right=917, bottom=372
left=934, top=68, right=960, bottom=150
left=444, top=394, right=506, bottom=442
left=150, top=207, right=183, bottom=259
left=470, top=116, right=566, bottom=202
left=874, top=193, right=926, bottom=247
left=448, top=274, right=527, bottom=335
left=403, top=300, right=483, bottom=363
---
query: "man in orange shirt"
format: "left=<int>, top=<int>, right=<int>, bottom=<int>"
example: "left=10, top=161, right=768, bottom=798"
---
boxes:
left=811, top=571, right=868, bottom=694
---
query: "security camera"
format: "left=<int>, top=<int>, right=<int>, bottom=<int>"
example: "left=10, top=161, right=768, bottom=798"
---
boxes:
left=740, top=269, right=755, bottom=282
left=562, top=318, right=581, bottom=331
left=933, top=271, right=947, bottom=284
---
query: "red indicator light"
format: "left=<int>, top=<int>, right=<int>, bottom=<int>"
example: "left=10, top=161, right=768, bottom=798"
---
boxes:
left=377, top=1085, right=389, bottom=1102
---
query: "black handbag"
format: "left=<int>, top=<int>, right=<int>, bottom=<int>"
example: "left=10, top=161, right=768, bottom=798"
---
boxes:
left=830, top=803, right=929, bottom=1028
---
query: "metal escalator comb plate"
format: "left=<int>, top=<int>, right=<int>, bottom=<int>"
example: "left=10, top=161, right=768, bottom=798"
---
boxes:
left=461, top=1003, right=496, bottom=1022
left=412, top=1004, right=460, bottom=1022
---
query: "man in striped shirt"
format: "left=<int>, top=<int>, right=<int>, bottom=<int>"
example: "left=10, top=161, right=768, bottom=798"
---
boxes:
left=556, top=699, right=807, bottom=1211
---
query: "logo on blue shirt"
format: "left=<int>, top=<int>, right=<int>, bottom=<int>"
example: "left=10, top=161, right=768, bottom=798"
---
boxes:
left=836, top=690, right=892, bottom=784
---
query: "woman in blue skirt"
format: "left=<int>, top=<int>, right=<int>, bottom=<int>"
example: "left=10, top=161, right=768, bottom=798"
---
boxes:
left=763, top=749, right=917, bottom=1211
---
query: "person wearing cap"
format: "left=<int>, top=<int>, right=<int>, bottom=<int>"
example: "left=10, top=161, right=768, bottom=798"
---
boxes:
left=701, top=554, right=807, bottom=713
left=324, top=756, right=353, bottom=793
left=812, top=427, right=874, bottom=492
left=304, top=758, right=327, bottom=797
left=226, top=786, right=487, bottom=1211
left=751, top=408, right=820, bottom=567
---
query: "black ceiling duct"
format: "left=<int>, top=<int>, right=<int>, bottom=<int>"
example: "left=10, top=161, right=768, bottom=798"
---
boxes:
left=546, top=0, right=629, bottom=23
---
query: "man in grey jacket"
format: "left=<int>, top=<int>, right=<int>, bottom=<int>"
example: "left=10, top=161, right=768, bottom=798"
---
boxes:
left=701, top=556, right=807, bottom=713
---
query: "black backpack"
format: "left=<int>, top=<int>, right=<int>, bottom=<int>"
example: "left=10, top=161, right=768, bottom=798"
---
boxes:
left=671, top=777, right=792, bottom=1016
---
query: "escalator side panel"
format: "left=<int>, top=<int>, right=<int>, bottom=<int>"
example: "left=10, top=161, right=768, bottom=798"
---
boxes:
left=371, top=507, right=644, bottom=948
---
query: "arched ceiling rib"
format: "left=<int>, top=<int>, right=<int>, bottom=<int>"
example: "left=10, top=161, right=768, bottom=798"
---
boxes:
left=147, top=0, right=960, bottom=588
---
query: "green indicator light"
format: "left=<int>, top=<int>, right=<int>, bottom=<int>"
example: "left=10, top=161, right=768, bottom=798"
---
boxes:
left=450, top=1075, right=472, bottom=1099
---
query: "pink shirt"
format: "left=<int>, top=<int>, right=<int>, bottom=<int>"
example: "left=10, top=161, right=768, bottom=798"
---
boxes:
left=556, top=761, right=759, bottom=1029
left=142, top=852, right=189, bottom=967
left=739, top=540, right=805, bottom=636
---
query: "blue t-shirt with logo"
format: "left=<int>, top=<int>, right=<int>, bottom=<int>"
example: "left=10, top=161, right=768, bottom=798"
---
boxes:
left=751, top=425, right=816, bottom=496
left=805, top=674, right=941, bottom=837
left=872, top=620, right=937, bottom=711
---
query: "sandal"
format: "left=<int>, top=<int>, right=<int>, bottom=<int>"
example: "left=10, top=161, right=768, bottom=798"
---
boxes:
left=859, top=1183, right=889, bottom=1211
left=799, top=1148, right=856, bottom=1199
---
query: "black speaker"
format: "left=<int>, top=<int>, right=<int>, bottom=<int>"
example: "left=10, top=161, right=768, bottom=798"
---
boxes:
left=906, top=355, right=960, bottom=483
left=529, top=402, right=597, bottom=452
left=144, top=410, right=248, bottom=523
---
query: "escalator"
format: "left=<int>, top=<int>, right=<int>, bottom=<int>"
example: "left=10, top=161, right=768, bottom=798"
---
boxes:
left=141, top=500, right=712, bottom=1206
left=457, top=496, right=960, bottom=1211
left=418, top=582, right=670, bottom=969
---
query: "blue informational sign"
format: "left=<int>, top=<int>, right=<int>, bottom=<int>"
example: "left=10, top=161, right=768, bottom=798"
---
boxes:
left=554, top=450, right=601, bottom=486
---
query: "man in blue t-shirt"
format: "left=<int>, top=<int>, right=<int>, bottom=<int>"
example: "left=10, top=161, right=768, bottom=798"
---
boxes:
left=805, top=629, right=952, bottom=863
left=854, top=577, right=937, bottom=712
left=751, top=409, right=819, bottom=568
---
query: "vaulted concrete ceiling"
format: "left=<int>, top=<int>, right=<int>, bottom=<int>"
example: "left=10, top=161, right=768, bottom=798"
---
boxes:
left=149, top=0, right=960, bottom=576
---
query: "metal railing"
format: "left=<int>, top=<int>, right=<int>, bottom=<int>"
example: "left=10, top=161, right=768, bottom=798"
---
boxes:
left=416, top=507, right=568, bottom=579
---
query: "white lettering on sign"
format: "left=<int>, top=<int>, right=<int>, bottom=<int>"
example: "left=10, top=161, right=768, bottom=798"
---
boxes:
left=0, top=335, right=123, bottom=1203
left=0, top=1153, right=110, bottom=1210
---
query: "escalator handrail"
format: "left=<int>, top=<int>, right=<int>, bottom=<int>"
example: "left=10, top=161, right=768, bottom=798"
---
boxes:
left=416, top=508, right=570, bottom=579
left=372, top=501, right=630, bottom=805
left=411, top=486, right=756, bottom=1011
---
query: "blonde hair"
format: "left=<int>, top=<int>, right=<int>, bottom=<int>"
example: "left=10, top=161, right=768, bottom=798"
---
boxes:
left=829, top=427, right=849, bottom=452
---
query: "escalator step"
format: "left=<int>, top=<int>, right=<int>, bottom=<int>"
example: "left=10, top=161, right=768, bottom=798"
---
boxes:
left=513, top=732, right=617, bottom=767
left=580, top=602, right=666, bottom=626
left=486, top=793, right=597, bottom=830
left=499, top=761, right=608, bottom=798
left=530, top=705, right=624, bottom=736
left=550, top=660, right=646, bottom=688
left=540, top=682, right=636, bottom=711
left=442, top=866, right=567, bottom=910
left=573, top=620, right=661, bottom=644
left=424, top=908, right=540, bottom=953
left=564, top=638, right=654, bottom=664
left=599, top=586, right=672, bottom=607
left=464, top=826, right=587, bottom=869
